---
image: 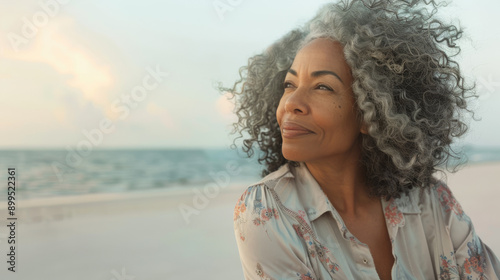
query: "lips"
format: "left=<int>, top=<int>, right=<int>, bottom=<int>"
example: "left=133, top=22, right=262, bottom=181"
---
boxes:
left=281, top=121, right=314, bottom=138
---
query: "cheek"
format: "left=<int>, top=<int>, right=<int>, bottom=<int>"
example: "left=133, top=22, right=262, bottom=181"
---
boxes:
left=276, top=99, right=285, bottom=124
left=319, top=103, right=350, bottom=132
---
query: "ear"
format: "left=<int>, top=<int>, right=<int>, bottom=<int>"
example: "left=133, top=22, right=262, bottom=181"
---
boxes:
left=360, top=121, right=368, bottom=135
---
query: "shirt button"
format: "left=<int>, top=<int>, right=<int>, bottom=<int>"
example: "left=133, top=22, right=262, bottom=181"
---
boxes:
left=363, top=259, right=368, bottom=264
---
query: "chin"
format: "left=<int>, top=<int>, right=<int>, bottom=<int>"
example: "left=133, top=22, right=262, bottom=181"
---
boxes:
left=282, top=146, right=312, bottom=163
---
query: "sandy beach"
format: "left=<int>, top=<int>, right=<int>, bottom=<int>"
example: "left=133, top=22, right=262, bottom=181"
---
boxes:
left=0, top=162, right=499, bottom=279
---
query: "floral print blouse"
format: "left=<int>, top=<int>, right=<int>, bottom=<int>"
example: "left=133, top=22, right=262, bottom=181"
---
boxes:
left=233, top=162, right=500, bottom=279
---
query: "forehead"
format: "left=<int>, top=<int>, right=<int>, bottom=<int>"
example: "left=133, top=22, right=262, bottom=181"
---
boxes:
left=290, top=38, right=352, bottom=81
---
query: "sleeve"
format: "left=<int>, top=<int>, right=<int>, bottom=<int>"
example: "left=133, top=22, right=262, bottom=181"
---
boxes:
left=432, top=180, right=500, bottom=279
left=233, top=184, right=318, bottom=280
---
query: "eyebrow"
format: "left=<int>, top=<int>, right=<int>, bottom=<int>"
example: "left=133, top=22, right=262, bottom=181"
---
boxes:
left=287, top=68, right=344, bottom=84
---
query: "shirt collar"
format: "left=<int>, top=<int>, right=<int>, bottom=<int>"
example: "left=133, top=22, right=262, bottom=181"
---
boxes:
left=389, top=190, right=421, bottom=215
left=290, top=162, right=332, bottom=222
left=255, top=162, right=420, bottom=224
left=255, top=162, right=332, bottom=223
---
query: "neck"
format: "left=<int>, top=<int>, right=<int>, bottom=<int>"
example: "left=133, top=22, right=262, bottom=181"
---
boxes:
left=304, top=138, right=372, bottom=216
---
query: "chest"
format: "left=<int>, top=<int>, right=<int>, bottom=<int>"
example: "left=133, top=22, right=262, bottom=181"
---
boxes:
left=342, top=213, right=395, bottom=280
left=303, top=209, right=443, bottom=280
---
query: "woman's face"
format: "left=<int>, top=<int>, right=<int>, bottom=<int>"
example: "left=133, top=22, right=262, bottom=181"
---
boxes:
left=276, top=37, right=366, bottom=164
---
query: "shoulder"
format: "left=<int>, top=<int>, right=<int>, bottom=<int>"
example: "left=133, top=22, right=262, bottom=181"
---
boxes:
left=233, top=183, right=281, bottom=235
left=393, top=178, right=478, bottom=256
left=253, top=162, right=294, bottom=190
left=233, top=163, right=304, bottom=241
left=234, top=165, right=288, bottom=224
left=414, top=178, right=469, bottom=222
left=411, top=178, right=474, bottom=244
left=232, top=164, right=316, bottom=278
left=233, top=163, right=293, bottom=215
left=393, top=178, right=471, bottom=230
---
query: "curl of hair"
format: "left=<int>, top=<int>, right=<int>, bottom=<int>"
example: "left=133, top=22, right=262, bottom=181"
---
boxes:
left=216, top=0, right=476, bottom=199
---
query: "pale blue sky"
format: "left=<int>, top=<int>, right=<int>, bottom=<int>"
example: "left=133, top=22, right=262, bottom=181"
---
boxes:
left=0, top=0, right=499, bottom=149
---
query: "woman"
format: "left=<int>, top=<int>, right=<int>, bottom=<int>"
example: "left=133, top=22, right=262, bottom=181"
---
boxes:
left=223, top=0, right=500, bottom=279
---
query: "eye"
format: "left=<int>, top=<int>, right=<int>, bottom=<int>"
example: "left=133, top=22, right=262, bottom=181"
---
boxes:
left=282, top=81, right=334, bottom=92
left=283, top=81, right=294, bottom=88
left=317, top=84, right=333, bottom=91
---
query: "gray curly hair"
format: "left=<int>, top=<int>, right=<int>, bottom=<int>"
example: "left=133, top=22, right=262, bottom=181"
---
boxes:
left=217, top=0, right=476, bottom=199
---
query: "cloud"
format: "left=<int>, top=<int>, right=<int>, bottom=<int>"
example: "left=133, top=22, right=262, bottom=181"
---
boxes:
left=2, top=16, right=115, bottom=115
left=146, top=103, right=176, bottom=129
left=215, top=91, right=236, bottom=122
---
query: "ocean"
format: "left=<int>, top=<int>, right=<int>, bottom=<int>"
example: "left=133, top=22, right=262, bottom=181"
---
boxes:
left=0, top=146, right=499, bottom=201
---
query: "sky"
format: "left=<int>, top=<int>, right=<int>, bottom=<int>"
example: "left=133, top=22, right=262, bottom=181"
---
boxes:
left=0, top=0, right=499, bottom=149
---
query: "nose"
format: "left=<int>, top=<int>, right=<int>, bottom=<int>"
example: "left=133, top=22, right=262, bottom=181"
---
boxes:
left=284, top=88, right=309, bottom=114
